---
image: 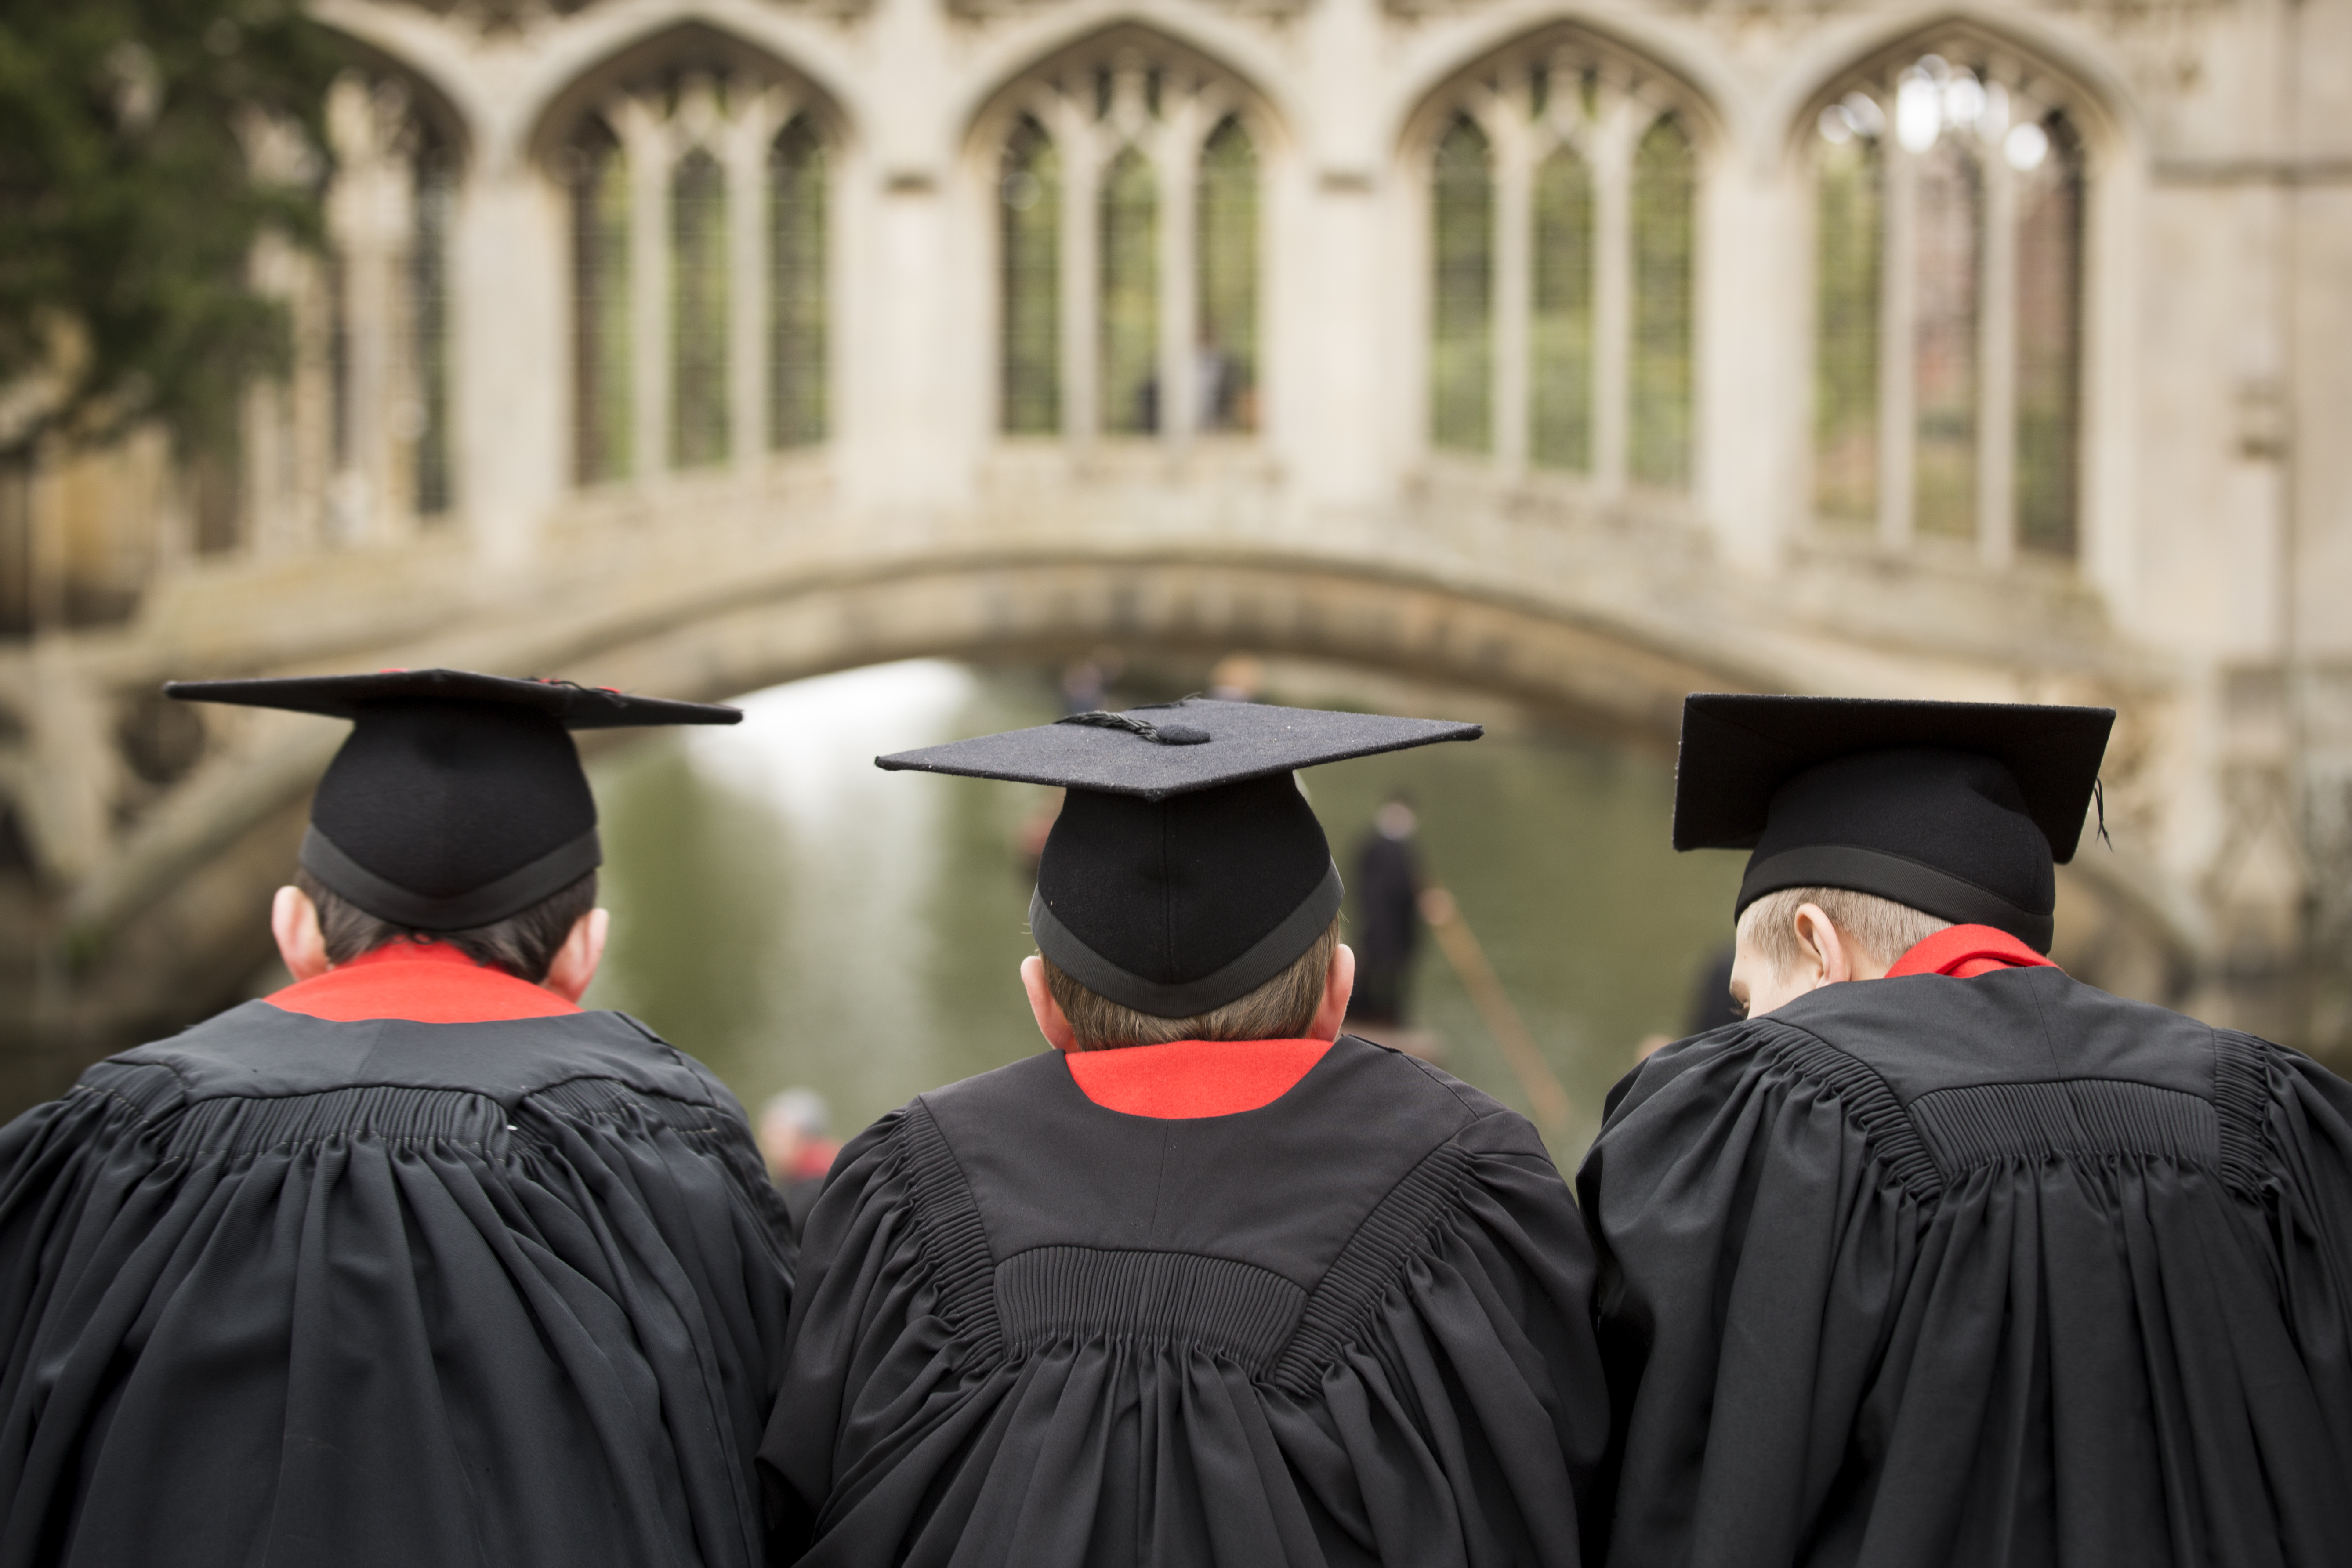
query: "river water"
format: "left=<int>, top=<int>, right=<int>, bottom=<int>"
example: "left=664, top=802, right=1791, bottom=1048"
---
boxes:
left=584, top=660, right=1741, bottom=1159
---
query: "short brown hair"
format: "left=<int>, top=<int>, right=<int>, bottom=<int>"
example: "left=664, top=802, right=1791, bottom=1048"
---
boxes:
left=295, top=866, right=598, bottom=984
left=1044, top=917, right=1342, bottom=1051
left=1737, top=885, right=1950, bottom=978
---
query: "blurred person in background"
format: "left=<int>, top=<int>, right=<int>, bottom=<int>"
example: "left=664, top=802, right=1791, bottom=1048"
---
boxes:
left=758, top=1087, right=841, bottom=1236
left=1581, top=694, right=2352, bottom=1567
left=1348, top=791, right=1424, bottom=1032
left=1207, top=652, right=1264, bottom=702
left=1683, top=942, right=1739, bottom=1035
left=0, top=671, right=794, bottom=1568
left=765, top=699, right=1608, bottom=1566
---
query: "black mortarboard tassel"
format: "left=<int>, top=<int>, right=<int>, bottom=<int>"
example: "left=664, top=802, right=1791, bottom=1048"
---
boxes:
left=167, top=669, right=740, bottom=931
left=1671, top=693, right=2116, bottom=953
left=879, top=699, right=1481, bottom=1016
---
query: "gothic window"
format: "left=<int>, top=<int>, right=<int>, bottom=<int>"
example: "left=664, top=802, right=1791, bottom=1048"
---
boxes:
left=1099, top=145, right=1159, bottom=435
left=1196, top=116, right=1258, bottom=432
left=571, top=121, right=632, bottom=484
left=1629, top=115, right=1695, bottom=487
left=1430, top=116, right=1493, bottom=455
left=2014, top=117, right=2084, bottom=556
left=991, top=47, right=1265, bottom=442
left=670, top=148, right=729, bottom=469
left=1813, top=122, right=1880, bottom=524
left=1812, top=49, right=2087, bottom=561
left=1000, top=118, right=1062, bottom=435
left=1422, top=48, right=1703, bottom=490
left=1530, top=139, right=1593, bottom=470
left=563, top=64, right=832, bottom=488
left=769, top=117, right=826, bottom=449
left=410, top=138, right=455, bottom=516
left=320, top=76, right=464, bottom=533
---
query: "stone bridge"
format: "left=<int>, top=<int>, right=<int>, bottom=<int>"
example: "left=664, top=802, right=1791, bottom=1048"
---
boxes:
left=0, top=456, right=2224, bottom=1102
left=5, top=0, right=2347, bottom=1103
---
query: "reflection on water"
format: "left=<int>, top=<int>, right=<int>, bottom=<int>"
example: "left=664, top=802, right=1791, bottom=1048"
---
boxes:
left=586, top=660, right=1741, bottom=1156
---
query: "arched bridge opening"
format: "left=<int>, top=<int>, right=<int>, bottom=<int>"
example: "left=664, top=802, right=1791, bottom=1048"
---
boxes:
left=5, top=549, right=2190, bottom=1119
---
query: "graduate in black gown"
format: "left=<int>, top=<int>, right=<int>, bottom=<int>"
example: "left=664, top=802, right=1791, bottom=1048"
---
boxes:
left=0, top=670, right=794, bottom=1568
left=1348, top=793, right=1423, bottom=1028
left=764, top=700, right=1609, bottom=1567
left=1580, top=694, right=2352, bottom=1568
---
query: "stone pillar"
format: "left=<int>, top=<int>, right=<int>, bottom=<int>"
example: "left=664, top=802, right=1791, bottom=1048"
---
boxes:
left=451, top=149, right=567, bottom=567
left=1294, top=0, right=1388, bottom=510
left=1700, top=134, right=1803, bottom=574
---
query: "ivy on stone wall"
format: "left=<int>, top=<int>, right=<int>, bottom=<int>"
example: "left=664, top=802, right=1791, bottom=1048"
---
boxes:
left=0, top=0, right=341, bottom=461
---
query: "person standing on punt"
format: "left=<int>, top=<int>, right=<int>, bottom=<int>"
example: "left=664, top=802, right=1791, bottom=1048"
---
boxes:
left=1581, top=693, right=2352, bottom=1567
left=0, top=670, right=794, bottom=1568
left=766, top=698, right=1608, bottom=1567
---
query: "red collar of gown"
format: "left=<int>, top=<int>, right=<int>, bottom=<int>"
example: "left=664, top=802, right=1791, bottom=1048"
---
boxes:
left=1063, top=1037, right=1333, bottom=1118
left=1885, top=923, right=2061, bottom=980
left=266, top=940, right=583, bottom=1024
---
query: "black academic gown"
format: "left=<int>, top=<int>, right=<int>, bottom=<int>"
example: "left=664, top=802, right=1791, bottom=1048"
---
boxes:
left=1579, top=967, right=2352, bottom=1568
left=0, top=1001, right=794, bottom=1568
left=763, top=1037, right=1608, bottom=1567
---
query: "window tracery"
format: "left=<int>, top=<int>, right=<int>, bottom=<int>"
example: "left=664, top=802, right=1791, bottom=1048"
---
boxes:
left=1810, top=46, right=2088, bottom=562
left=561, top=62, right=832, bottom=488
left=989, top=43, right=1267, bottom=442
left=322, top=75, right=460, bottom=535
left=1421, top=45, right=1701, bottom=492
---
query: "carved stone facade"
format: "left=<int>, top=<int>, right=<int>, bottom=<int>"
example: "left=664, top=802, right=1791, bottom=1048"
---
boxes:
left=3, top=0, right=2349, bottom=1085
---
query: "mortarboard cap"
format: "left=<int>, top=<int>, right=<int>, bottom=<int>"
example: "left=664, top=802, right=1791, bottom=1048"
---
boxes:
left=1672, top=693, right=2114, bottom=953
left=879, top=699, right=1480, bottom=1017
left=167, top=669, right=739, bottom=931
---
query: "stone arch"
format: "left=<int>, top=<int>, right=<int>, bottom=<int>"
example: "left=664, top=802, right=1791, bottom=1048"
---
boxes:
left=957, top=12, right=1297, bottom=156
left=305, top=18, right=485, bottom=167
left=315, top=34, right=476, bottom=169
left=1395, top=18, right=1730, bottom=162
left=525, top=20, right=851, bottom=173
left=964, top=22, right=1288, bottom=174
left=1775, top=13, right=2133, bottom=171
left=46, top=547, right=2205, bottom=1074
left=44, top=558, right=1767, bottom=1063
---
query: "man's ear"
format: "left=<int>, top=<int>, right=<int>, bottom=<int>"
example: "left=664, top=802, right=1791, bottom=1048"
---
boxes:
left=1021, top=955, right=1079, bottom=1052
left=272, top=885, right=331, bottom=981
left=542, top=908, right=610, bottom=1003
left=1792, top=903, right=1859, bottom=985
left=1307, top=943, right=1357, bottom=1042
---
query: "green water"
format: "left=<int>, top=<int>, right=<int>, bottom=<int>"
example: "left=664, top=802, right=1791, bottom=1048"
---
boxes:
left=585, top=661, right=1742, bottom=1158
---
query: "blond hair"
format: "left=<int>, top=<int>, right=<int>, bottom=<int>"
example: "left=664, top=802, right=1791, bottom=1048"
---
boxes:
left=1737, top=886, right=1950, bottom=979
left=1044, top=918, right=1342, bottom=1051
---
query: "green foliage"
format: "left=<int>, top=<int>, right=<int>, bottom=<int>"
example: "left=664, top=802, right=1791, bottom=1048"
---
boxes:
left=0, top=0, right=343, bottom=459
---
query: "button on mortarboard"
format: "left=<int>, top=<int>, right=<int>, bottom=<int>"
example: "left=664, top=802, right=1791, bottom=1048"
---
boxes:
left=878, top=699, right=1482, bottom=1018
left=1671, top=693, right=2115, bottom=953
left=167, top=669, right=740, bottom=932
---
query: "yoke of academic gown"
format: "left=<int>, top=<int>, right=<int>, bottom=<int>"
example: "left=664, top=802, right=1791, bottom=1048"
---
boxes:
left=0, top=1001, right=794, bottom=1568
left=765, top=1036, right=1609, bottom=1568
left=1581, top=966, right=2352, bottom=1568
